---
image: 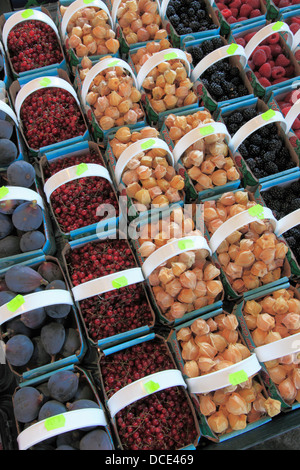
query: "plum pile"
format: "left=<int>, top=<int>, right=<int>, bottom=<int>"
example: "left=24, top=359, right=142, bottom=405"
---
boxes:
left=1, top=262, right=81, bottom=373
left=222, top=107, right=297, bottom=179
left=12, top=369, right=114, bottom=450
left=99, top=337, right=198, bottom=450
left=65, top=239, right=153, bottom=342
left=0, top=161, right=46, bottom=257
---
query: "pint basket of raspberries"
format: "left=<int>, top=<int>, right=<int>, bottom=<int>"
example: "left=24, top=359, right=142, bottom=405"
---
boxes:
left=9, top=70, right=90, bottom=158
left=0, top=8, right=67, bottom=81
left=97, top=333, right=201, bottom=450
left=61, top=230, right=156, bottom=350
left=213, top=0, right=268, bottom=37
left=39, top=140, right=121, bottom=241
left=58, top=0, right=120, bottom=75
left=167, top=307, right=282, bottom=442
left=12, top=365, right=116, bottom=450
left=234, top=281, right=300, bottom=411
left=0, top=256, right=87, bottom=382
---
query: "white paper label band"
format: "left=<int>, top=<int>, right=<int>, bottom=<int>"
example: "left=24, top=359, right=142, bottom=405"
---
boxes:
left=255, top=332, right=300, bottom=363
left=115, top=137, right=175, bottom=186
left=43, top=164, right=112, bottom=203
left=2, top=9, right=60, bottom=50
left=229, top=110, right=288, bottom=154
left=0, top=100, right=19, bottom=128
left=209, top=207, right=277, bottom=254
left=186, top=353, right=261, bottom=394
left=17, top=408, right=107, bottom=451
left=191, top=44, right=248, bottom=83
left=276, top=208, right=300, bottom=237
left=81, top=58, right=137, bottom=106
left=0, top=186, right=44, bottom=209
left=142, top=235, right=212, bottom=279
left=284, top=98, right=300, bottom=133
left=172, top=122, right=230, bottom=166
left=136, top=48, right=191, bottom=91
left=14, top=76, right=81, bottom=122
left=107, top=369, right=187, bottom=418
left=0, top=289, right=73, bottom=326
left=72, top=267, right=145, bottom=302
left=61, top=0, right=112, bottom=40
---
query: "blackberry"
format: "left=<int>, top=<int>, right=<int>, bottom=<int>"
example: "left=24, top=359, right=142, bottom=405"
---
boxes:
left=258, top=126, right=270, bottom=138
left=252, top=167, right=262, bottom=178
left=263, top=151, right=276, bottom=162
left=201, top=40, right=214, bottom=55
left=269, top=138, right=283, bottom=152
left=227, top=123, right=240, bottom=135
left=237, top=85, right=249, bottom=96
left=254, top=156, right=264, bottom=169
left=208, top=83, right=224, bottom=98
left=170, top=14, right=180, bottom=26
left=212, top=37, right=224, bottom=48
left=286, top=161, right=297, bottom=170
left=242, top=108, right=257, bottom=121
left=211, top=71, right=225, bottom=84
left=264, top=161, right=279, bottom=175
left=167, top=5, right=176, bottom=16
left=246, top=158, right=256, bottom=171
left=268, top=186, right=285, bottom=200
left=227, top=112, right=244, bottom=124
left=250, top=134, right=262, bottom=147
left=248, top=144, right=260, bottom=158
left=290, top=180, right=300, bottom=193
left=191, top=21, right=201, bottom=31
left=229, top=67, right=240, bottom=78
left=238, top=143, right=249, bottom=158
left=197, top=9, right=206, bottom=19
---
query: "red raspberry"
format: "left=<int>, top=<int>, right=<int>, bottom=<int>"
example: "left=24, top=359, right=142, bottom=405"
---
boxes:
left=229, top=0, right=241, bottom=7
left=284, top=64, right=295, bottom=77
left=281, top=106, right=292, bottom=116
left=272, top=77, right=288, bottom=84
left=295, top=49, right=300, bottom=61
left=269, top=43, right=282, bottom=57
left=275, top=54, right=291, bottom=67
left=260, top=45, right=272, bottom=58
left=248, top=59, right=255, bottom=70
left=231, top=7, right=239, bottom=16
left=252, top=48, right=267, bottom=66
left=238, top=16, right=249, bottom=20
left=216, top=2, right=227, bottom=9
left=244, top=32, right=256, bottom=43
left=288, top=89, right=300, bottom=103
left=254, top=71, right=261, bottom=78
left=292, top=0, right=300, bottom=5
left=222, top=8, right=233, bottom=18
left=278, top=0, right=291, bottom=6
left=248, top=0, right=260, bottom=7
left=271, top=66, right=286, bottom=79
left=267, top=33, right=280, bottom=44
left=259, top=77, right=271, bottom=87
left=295, top=130, right=300, bottom=139
left=240, top=3, right=253, bottom=16
left=236, top=37, right=246, bottom=46
left=259, top=63, right=272, bottom=78
left=250, top=9, right=262, bottom=17
left=227, top=15, right=237, bottom=22
left=292, top=117, right=300, bottom=130
left=289, top=23, right=300, bottom=34
left=291, top=16, right=300, bottom=25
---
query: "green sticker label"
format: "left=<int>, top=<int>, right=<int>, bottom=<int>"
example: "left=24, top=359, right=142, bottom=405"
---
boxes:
left=227, top=43, right=239, bottom=55
left=21, top=9, right=34, bottom=19
left=6, top=295, right=25, bottom=313
left=144, top=380, right=160, bottom=394
left=40, top=78, right=52, bottom=87
left=76, top=163, right=88, bottom=176
left=112, top=276, right=128, bottom=289
left=0, top=186, right=9, bottom=199
left=199, top=125, right=215, bottom=136
left=141, top=139, right=155, bottom=150
left=164, top=52, right=178, bottom=61
left=44, top=414, right=66, bottom=431
left=272, top=21, right=284, bottom=31
left=178, top=239, right=195, bottom=250
left=262, top=109, right=276, bottom=121
left=108, top=60, right=121, bottom=68
left=248, top=204, right=265, bottom=220
left=83, top=0, right=95, bottom=3
left=229, top=369, right=248, bottom=386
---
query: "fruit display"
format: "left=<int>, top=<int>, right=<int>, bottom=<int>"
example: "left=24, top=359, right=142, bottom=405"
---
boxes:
left=98, top=336, right=200, bottom=450
left=273, top=87, right=300, bottom=140
left=272, top=0, right=300, bottom=9
left=0, top=260, right=84, bottom=376
left=60, top=2, right=120, bottom=59
left=238, top=287, right=300, bottom=406
left=215, top=0, right=265, bottom=25
left=12, top=368, right=115, bottom=450
left=203, top=191, right=290, bottom=296
left=63, top=237, right=154, bottom=344
left=6, top=18, right=64, bottom=75
left=173, top=312, right=281, bottom=436
left=107, top=126, right=185, bottom=212
left=0, top=100, right=24, bottom=169
left=115, top=0, right=168, bottom=49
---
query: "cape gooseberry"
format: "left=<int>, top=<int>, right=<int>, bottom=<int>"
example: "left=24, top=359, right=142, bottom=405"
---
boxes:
left=5, top=265, right=47, bottom=293
left=12, top=200, right=43, bottom=232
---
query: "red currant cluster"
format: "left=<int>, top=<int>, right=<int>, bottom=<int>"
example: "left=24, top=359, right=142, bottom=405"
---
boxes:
left=100, top=340, right=198, bottom=450
left=20, top=88, right=87, bottom=150
left=7, top=20, right=63, bottom=74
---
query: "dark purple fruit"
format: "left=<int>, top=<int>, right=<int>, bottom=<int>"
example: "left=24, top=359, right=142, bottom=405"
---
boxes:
left=0, top=139, right=18, bottom=166
left=68, top=399, right=99, bottom=411
left=0, top=291, right=15, bottom=306
left=12, top=200, right=43, bottom=232
left=28, top=337, right=51, bottom=367
left=0, top=213, right=13, bottom=239
left=13, top=386, right=44, bottom=423
left=0, top=120, right=13, bottom=140
left=79, top=430, right=113, bottom=450
left=37, top=262, right=64, bottom=283
left=7, top=161, right=35, bottom=188
left=5, top=265, right=47, bottom=293
left=5, top=334, right=34, bottom=366
left=20, top=230, right=46, bottom=252
left=40, top=322, right=65, bottom=356
left=0, top=235, right=21, bottom=257
left=60, top=328, right=80, bottom=358
left=48, top=370, right=79, bottom=402
left=38, top=400, right=67, bottom=421
left=5, top=317, right=34, bottom=338
left=21, top=307, right=46, bottom=329
left=0, top=199, right=23, bottom=215
left=56, top=445, right=76, bottom=450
